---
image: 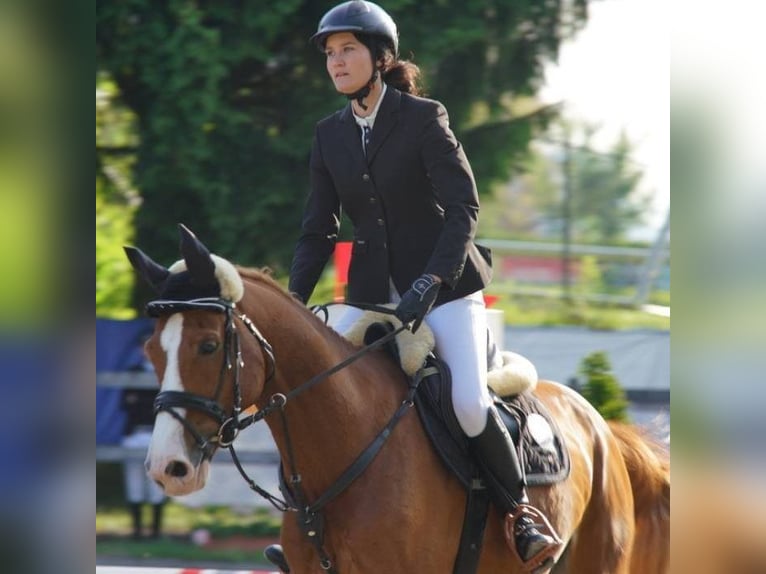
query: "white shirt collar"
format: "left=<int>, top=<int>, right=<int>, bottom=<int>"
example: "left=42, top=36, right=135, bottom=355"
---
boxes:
left=353, top=83, right=387, bottom=129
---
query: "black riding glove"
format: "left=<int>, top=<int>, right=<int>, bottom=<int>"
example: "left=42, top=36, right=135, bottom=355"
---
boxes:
left=395, top=274, right=441, bottom=333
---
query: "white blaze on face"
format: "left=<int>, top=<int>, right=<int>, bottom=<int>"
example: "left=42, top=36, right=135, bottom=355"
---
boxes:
left=146, top=314, right=193, bottom=487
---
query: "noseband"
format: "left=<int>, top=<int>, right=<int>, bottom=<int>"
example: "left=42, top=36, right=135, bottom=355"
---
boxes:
left=147, top=297, right=275, bottom=458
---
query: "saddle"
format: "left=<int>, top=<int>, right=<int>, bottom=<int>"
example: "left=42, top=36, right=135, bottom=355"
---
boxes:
left=345, top=314, right=570, bottom=574
left=413, top=355, right=570, bottom=488
left=346, top=315, right=570, bottom=486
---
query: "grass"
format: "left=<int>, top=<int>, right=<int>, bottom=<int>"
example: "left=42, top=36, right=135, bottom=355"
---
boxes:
left=490, top=295, right=669, bottom=331
left=96, top=536, right=271, bottom=565
left=97, top=502, right=282, bottom=538
left=97, top=502, right=281, bottom=565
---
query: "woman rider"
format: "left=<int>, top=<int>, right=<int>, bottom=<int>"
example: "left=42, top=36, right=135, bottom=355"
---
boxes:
left=271, top=2, right=561, bottom=571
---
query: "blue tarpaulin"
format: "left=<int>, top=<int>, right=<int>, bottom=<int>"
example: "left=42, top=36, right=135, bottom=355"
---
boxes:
left=0, top=338, right=61, bottom=492
left=96, top=318, right=155, bottom=445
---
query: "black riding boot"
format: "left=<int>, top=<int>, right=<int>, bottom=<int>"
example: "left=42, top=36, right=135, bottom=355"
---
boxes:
left=264, top=544, right=290, bottom=573
left=468, top=407, right=561, bottom=571
left=128, top=503, right=142, bottom=540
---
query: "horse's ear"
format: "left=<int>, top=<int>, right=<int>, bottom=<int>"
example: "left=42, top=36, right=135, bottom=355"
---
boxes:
left=124, top=246, right=170, bottom=293
left=178, top=223, right=216, bottom=285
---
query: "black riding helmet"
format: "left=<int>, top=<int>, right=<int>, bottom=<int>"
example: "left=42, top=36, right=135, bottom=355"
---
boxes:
left=310, top=0, right=398, bottom=56
left=310, top=1, right=399, bottom=109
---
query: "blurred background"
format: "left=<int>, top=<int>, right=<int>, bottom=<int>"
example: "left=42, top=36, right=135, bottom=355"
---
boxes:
left=1, top=1, right=90, bottom=574
left=0, top=0, right=761, bottom=571
left=671, top=0, right=766, bottom=571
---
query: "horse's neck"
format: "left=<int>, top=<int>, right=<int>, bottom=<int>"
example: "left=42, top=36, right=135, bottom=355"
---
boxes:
left=273, top=330, right=404, bottom=497
left=244, top=288, right=404, bottom=497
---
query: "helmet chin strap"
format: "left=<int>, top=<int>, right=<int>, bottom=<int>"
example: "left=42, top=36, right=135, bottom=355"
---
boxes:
left=346, top=69, right=379, bottom=111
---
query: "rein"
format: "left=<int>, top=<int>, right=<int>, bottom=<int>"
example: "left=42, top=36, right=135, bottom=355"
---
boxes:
left=239, top=304, right=408, bottom=425
left=148, top=296, right=423, bottom=572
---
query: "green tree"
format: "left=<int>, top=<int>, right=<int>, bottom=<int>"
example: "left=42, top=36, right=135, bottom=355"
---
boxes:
left=96, top=76, right=140, bottom=317
left=579, top=351, right=629, bottom=422
left=573, top=254, right=603, bottom=300
left=96, top=185, right=138, bottom=318
left=570, top=129, right=648, bottom=243
left=507, top=121, right=649, bottom=244
left=97, top=0, right=590, bottom=306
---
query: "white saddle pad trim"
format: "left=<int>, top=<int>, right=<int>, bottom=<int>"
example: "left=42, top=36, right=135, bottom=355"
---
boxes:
left=342, top=308, right=538, bottom=395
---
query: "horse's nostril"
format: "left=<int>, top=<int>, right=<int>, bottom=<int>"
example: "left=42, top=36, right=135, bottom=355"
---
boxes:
left=165, top=460, right=189, bottom=478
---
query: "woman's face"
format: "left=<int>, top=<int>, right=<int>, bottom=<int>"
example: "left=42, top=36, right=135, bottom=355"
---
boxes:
left=324, top=32, right=374, bottom=95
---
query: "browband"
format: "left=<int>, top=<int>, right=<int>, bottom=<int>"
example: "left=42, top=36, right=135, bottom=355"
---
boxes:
left=146, top=297, right=233, bottom=317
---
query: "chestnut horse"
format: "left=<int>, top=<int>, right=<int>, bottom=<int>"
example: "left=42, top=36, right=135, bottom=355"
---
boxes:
left=127, top=226, right=669, bottom=574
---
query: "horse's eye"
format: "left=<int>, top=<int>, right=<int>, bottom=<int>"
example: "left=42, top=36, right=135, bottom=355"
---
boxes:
left=199, top=340, right=220, bottom=355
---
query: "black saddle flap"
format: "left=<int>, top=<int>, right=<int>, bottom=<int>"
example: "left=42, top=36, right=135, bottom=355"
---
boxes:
left=415, top=357, right=474, bottom=489
left=414, top=357, right=570, bottom=488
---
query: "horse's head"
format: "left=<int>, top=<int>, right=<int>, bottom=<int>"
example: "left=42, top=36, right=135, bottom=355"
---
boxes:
left=125, top=224, right=274, bottom=495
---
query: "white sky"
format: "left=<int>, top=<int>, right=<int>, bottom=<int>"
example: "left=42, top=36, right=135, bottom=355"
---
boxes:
left=539, top=0, right=669, bottom=235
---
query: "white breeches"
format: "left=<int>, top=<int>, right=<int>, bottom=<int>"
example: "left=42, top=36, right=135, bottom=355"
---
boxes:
left=332, top=289, right=492, bottom=438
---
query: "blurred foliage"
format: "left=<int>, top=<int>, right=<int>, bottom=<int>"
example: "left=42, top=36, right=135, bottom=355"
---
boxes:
left=495, top=121, right=650, bottom=244
left=479, top=148, right=559, bottom=240
left=310, top=270, right=671, bottom=330
left=187, top=506, right=281, bottom=538
left=572, top=255, right=604, bottom=301
left=97, top=498, right=279, bottom=564
left=96, top=538, right=268, bottom=572
left=96, top=535, right=269, bottom=565
left=97, top=500, right=281, bottom=538
left=96, top=77, right=140, bottom=318
left=501, top=296, right=669, bottom=331
left=96, top=0, right=590, bottom=305
left=567, top=129, right=649, bottom=243
left=648, top=289, right=670, bottom=306
left=578, top=351, right=629, bottom=421
left=0, top=5, right=58, bottom=330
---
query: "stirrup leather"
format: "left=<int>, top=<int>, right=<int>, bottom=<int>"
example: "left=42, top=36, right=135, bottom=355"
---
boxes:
left=503, top=504, right=562, bottom=573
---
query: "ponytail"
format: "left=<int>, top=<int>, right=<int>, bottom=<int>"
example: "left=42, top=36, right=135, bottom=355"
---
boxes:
left=382, top=60, right=422, bottom=96
left=357, top=34, right=424, bottom=96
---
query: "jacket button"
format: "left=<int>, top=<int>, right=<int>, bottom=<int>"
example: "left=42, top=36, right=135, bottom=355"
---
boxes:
left=362, top=174, right=370, bottom=181
left=369, top=196, right=376, bottom=203
left=377, top=218, right=384, bottom=226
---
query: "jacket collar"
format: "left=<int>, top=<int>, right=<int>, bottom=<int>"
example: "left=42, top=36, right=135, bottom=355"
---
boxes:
left=339, top=86, right=401, bottom=165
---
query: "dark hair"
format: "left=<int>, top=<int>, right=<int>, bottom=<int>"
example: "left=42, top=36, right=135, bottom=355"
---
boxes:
left=382, top=58, right=423, bottom=96
left=359, top=34, right=423, bottom=96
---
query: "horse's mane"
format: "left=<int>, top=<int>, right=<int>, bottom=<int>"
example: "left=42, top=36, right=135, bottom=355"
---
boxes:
left=235, top=265, right=353, bottom=348
left=236, top=266, right=291, bottom=297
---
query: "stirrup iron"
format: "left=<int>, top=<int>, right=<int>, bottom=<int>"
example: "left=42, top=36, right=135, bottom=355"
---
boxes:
left=264, top=544, right=290, bottom=573
left=503, top=504, right=562, bottom=573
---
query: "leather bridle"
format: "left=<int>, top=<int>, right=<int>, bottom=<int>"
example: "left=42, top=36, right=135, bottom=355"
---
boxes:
left=147, top=297, right=275, bottom=458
